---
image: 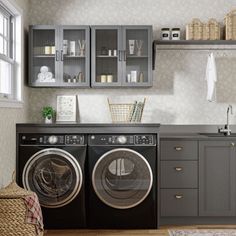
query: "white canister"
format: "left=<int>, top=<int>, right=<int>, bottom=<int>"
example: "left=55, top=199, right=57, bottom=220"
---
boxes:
left=161, top=28, right=170, bottom=40
left=70, top=41, right=76, bottom=56
left=113, top=50, right=117, bottom=56
left=171, top=28, right=181, bottom=40
left=127, top=74, right=131, bottom=83
left=107, top=75, right=113, bottom=83
left=108, top=50, right=112, bottom=56
left=51, top=46, right=55, bottom=54
left=44, top=46, right=51, bottom=54
left=101, top=75, right=107, bottom=83
left=130, top=71, right=137, bottom=83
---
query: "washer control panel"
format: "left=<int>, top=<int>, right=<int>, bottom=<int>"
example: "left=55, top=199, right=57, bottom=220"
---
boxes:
left=65, top=135, right=84, bottom=145
left=89, top=134, right=155, bottom=145
left=20, top=134, right=85, bottom=145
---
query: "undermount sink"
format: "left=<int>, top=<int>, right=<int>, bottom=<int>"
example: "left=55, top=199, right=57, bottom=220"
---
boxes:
left=199, top=133, right=236, bottom=137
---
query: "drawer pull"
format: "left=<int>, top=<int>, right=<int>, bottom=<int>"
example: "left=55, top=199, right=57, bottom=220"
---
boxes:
left=174, top=167, right=183, bottom=171
left=231, top=142, right=235, bottom=147
left=175, top=194, right=183, bottom=199
left=174, top=146, right=183, bottom=151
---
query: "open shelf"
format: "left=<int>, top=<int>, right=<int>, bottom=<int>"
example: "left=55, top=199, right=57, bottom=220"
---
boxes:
left=154, top=40, right=236, bottom=45
left=127, top=55, right=148, bottom=58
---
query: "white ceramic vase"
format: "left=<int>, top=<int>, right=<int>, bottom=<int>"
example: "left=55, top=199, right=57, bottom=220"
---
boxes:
left=45, top=116, right=52, bottom=124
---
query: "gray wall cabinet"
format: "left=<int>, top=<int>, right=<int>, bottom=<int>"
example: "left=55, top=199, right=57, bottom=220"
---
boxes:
left=29, top=25, right=90, bottom=87
left=91, top=25, right=153, bottom=88
left=199, top=141, right=236, bottom=216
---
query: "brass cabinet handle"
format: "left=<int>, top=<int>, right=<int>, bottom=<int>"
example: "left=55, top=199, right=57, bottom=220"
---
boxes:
left=174, top=146, right=183, bottom=151
left=175, top=194, right=183, bottom=199
left=174, top=167, right=183, bottom=172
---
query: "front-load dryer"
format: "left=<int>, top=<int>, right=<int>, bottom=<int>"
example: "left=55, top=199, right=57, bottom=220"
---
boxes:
left=87, top=134, right=157, bottom=229
left=17, top=134, right=87, bottom=229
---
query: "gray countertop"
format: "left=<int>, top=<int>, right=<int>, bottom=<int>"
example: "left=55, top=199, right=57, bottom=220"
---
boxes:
left=160, top=125, right=236, bottom=139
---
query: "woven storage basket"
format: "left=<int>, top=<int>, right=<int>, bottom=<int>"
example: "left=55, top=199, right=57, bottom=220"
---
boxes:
left=108, top=98, right=146, bottom=123
left=0, top=176, right=43, bottom=236
left=225, top=9, right=236, bottom=40
left=186, top=18, right=203, bottom=40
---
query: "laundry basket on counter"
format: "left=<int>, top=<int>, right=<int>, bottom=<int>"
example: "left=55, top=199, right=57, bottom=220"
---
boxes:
left=0, top=173, right=44, bottom=236
left=108, top=98, right=146, bottom=123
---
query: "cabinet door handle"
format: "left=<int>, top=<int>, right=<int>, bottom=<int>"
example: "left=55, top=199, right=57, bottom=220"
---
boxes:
left=174, top=167, right=183, bottom=172
left=174, top=146, right=183, bottom=151
left=56, top=50, right=60, bottom=61
left=60, top=50, right=64, bottom=61
left=175, top=194, right=183, bottom=199
left=123, top=50, right=126, bottom=61
left=231, top=142, right=235, bottom=147
left=118, top=50, right=122, bottom=61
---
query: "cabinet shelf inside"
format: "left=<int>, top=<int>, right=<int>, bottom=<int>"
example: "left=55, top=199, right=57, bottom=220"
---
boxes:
left=64, top=55, right=86, bottom=58
left=127, top=55, right=148, bottom=58
left=96, top=55, right=118, bottom=58
left=34, top=55, right=55, bottom=58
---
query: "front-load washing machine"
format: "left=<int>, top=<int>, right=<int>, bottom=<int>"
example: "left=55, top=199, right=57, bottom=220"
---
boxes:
left=16, top=133, right=87, bottom=229
left=87, top=134, right=157, bottom=229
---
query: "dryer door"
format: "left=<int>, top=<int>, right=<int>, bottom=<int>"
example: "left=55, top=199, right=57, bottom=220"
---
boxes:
left=22, top=148, right=83, bottom=208
left=92, top=148, right=153, bottom=209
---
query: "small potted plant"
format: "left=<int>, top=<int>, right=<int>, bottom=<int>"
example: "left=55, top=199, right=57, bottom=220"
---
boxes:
left=41, top=106, right=56, bottom=124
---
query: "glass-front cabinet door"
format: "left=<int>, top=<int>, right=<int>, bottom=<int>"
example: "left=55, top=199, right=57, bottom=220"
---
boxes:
left=29, top=25, right=90, bottom=87
left=60, top=26, right=90, bottom=87
left=122, top=26, right=152, bottom=87
left=91, top=26, right=122, bottom=87
left=29, top=25, right=58, bottom=87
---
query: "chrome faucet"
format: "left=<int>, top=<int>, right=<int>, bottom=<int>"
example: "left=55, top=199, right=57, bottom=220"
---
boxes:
left=218, top=105, right=233, bottom=136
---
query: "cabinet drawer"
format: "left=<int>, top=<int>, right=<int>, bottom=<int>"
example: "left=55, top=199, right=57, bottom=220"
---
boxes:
left=161, top=140, right=198, bottom=160
left=161, top=161, right=198, bottom=188
left=161, top=189, right=198, bottom=217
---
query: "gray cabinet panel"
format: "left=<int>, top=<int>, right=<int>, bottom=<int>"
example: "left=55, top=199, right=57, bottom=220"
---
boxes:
left=199, top=141, right=236, bottom=216
left=161, top=140, right=198, bottom=160
left=91, top=25, right=153, bottom=88
left=161, top=161, right=198, bottom=188
left=29, top=25, right=90, bottom=87
left=161, top=189, right=198, bottom=216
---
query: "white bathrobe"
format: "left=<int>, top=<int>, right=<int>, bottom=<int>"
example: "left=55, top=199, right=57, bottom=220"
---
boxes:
left=205, top=53, right=217, bottom=102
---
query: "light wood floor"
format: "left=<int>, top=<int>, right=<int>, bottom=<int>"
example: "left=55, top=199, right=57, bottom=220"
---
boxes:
left=44, top=225, right=236, bottom=236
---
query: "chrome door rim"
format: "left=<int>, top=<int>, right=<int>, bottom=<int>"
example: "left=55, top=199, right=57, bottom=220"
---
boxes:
left=22, top=148, right=83, bottom=208
left=92, top=148, right=153, bottom=209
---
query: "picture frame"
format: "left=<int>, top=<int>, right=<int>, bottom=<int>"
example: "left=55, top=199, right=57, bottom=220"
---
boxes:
left=56, top=95, right=77, bottom=122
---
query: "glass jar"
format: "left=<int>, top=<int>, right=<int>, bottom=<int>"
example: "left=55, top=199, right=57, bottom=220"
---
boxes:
left=171, top=28, right=181, bottom=40
left=161, top=28, right=170, bottom=40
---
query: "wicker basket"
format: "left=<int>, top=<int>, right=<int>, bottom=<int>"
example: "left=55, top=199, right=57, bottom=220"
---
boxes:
left=186, top=18, right=220, bottom=40
left=0, top=174, right=43, bottom=236
left=108, top=98, right=146, bottom=123
left=225, top=9, right=236, bottom=40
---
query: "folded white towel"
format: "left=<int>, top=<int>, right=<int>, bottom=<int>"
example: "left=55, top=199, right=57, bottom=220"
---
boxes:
left=205, top=52, right=217, bottom=102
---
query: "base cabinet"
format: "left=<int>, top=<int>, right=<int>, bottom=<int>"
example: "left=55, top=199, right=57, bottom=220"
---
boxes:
left=161, top=138, right=236, bottom=221
left=199, top=141, right=236, bottom=216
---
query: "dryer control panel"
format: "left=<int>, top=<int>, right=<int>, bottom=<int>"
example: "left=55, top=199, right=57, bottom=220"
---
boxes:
left=20, top=134, right=85, bottom=145
left=89, top=134, right=156, bottom=146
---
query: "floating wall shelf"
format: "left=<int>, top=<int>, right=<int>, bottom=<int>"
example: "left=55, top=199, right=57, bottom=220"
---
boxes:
left=152, top=40, right=236, bottom=69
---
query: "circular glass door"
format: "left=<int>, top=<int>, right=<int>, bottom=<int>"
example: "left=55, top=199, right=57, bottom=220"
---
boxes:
left=22, top=148, right=83, bottom=208
left=92, top=148, right=153, bottom=209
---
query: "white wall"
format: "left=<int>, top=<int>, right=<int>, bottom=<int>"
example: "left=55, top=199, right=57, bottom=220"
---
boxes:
left=28, top=0, right=236, bottom=124
left=0, top=0, right=29, bottom=187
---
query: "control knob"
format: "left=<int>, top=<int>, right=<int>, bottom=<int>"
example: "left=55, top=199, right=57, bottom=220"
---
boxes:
left=117, top=135, right=127, bottom=144
left=48, top=135, right=58, bottom=144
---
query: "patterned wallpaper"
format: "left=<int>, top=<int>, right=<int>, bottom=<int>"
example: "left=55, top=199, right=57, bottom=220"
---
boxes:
left=28, top=0, right=236, bottom=124
left=0, top=0, right=29, bottom=187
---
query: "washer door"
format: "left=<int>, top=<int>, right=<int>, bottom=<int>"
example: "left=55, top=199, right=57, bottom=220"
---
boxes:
left=22, top=148, right=83, bottom=208
left=92, top=148, right=153, bottom=209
